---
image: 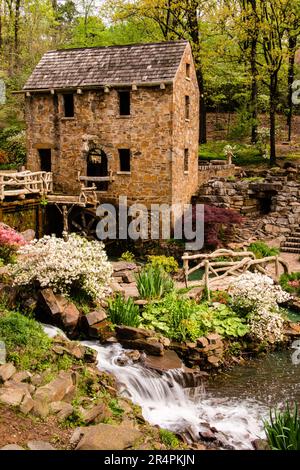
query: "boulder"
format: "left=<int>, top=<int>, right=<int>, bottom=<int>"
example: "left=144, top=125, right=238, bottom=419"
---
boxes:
left=80, top=403, right=112, bottom=425
left=115, top=326, right=153, bottom=341
left=0, top=444, right=25, bottom=450
left=252, top=439, right=270, bottom=451
left=81, top=309, right=107, bottom=333
left=21, top=229, right=35, bottom=242
left=120, top=270, right=136, bottom=284
left=60, top=301, right=80, bottom=333
left=20, top=393, right=34, bottom=414
left=27, top=441, right=56, bottom=451
left=122, top=284, right=139, bottom=300
left=38, top=288, right=62, bottom=318
left=33, top=370, right=76, bottom=417
left=12, top=370, right=32, bottom=383
left=121, top=338, right=164, bottom=356
left=75, top=423, right=142, bottom=450
left=88, top=320, right=115, bottom=342
left=112, top=262, right=138, bottom=272
left=0, top=363, right=16, bottom=382
left=143, top=350, right=182, bottom=372
left=0, top=384, right=26, bottom=406
left=38, top=290, right=80, bottom=333
left=50, top=401, right=74, bottom=421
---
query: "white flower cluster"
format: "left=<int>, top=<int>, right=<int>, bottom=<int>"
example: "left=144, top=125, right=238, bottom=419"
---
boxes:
left=9, top=234, right=113, bottom=302
left=229, top=273, right=290, bottom=343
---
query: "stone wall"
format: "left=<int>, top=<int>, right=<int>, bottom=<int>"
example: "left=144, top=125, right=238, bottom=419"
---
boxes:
left=195, top=171, right=300, bottom=236
left=198, top=164, right=236, bottom=188
left=25, top=43, right=199, bottom=210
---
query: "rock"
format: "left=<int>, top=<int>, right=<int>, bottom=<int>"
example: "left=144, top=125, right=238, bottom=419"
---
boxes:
left=81, top=309, right=107, bottom=332
left=121, top=284, right=139, bottom=300
left=183, top=287, right=203, bottom=301
left=88, top=320, right=115, bottom=342
left=207, top=356, right=221, bottom=366
left=197, top=337, right=209, bottom=348
left=52, top=341, right=85, bottom=360
left=186, top=342, right=197, bottom=349
left=80, top=403, right=112, bottom=424
left=70, top=427, right=84, bottom=445
left=115, top=326, right=153, bottom=341
left=124, top=350, right=141, bottom=362
left=12, top=370, right=32, bottom=383
left=143, top=349, right=182, bottom=372
left=38, top=288, right=62, bottom=318
left=33, top=371, right=76, bottom=417
left=0, top=444, right=25, bottom=450
left=134, top=299, right=148, bottom=306
left=121, top=338, right=164, bottom=356
left=75, top=423, right=142, bottom=450
left=27, top=441, right=56, bottom=451
left=206, top=333, right=222, bottom=344
left=112, top=262, right=137, bottom=273
left=31, top=374, right=42, bottom=387
left=121, top=270, right=136, bottom=284
left=0, top=363, right=16, bottom=382
left=0, top=284, right=18, bottom=308
left=60, top=301, right=80, bottom=333
left=0, top=386, right=26, bottom=406
left=20, top=393, right=34, bottom=414
left=252, top=438, right=270, bottom=450
left=159, top=337, right=171, bottom=347
left=110, top=282, right=125, bottom=294
left=50, top=401, right=74, bottom=421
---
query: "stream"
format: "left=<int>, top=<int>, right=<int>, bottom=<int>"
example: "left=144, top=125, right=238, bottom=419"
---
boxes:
left=43, top=325, right=300, bottom=450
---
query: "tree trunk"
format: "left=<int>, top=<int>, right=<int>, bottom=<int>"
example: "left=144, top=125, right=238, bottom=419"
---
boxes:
left=250, top=37, right=258, bottom=144
left=269, top=74, right=277, bottom=166
left=13, top=0, right=21, bottom=70
left=287, top=34, right=297, bottom=142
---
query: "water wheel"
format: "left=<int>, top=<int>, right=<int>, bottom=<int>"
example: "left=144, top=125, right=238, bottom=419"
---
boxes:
left=70, top=208, right=99, bottom=240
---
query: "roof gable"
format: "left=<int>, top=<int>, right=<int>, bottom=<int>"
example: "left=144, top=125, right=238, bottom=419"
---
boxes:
left=23, top=41, right=189, bottom=91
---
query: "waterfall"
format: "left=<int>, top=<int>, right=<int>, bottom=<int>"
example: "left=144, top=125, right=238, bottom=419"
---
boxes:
left=43, top=325, right=266, bottom=450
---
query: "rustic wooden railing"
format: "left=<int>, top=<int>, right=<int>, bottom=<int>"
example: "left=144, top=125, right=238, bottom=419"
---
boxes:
left=0, top=171, right=53, bottom=201
left=182, top=248, right=290, bottom=291
left=78, top=170, right=115, bottom=184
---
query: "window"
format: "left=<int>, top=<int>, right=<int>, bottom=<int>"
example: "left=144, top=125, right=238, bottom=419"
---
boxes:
left=119, top=90, right=131, bottom=116
left=186, top=63, right=191, bottom=78
left=184, top=149, right=189, bottom=173
left=63, top=93, right=74, bottom=117
left=38, top=149, right=51, bottom=172
left=185, top=96, right=190, bottom=120
left=119, top=149, right=131, bottom=172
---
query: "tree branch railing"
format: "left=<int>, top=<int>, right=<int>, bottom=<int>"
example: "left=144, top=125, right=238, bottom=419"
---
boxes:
left=0, top=171, right=53, bottom=201
left=182, top=248, right=290, bottom=291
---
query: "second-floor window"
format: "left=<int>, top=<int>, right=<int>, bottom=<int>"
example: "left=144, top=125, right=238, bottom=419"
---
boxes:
left=119, top=90, right=131, bottom=116
left=63, top=93, right=74, bottom=117
left=119, top=149, right=131, bottom=172
left=186, top=63, right=191, bottom=78
left=185, top=95, right=190, bottom=120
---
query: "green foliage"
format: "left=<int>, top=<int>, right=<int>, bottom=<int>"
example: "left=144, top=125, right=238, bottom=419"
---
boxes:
left=109, top=399, right=124, bottom=417
left=0, top=126, right=26, bottom=168
left=199, top=141, right=264, bottom=167
left=159, top=429, right=180, bottom=448
left=141, top=293, right=249, bottom=342
left=0, top=310, right=52, bottom=371
left=0, top=245, right=17, bottom=264
left=280, top=272, right=300, bottom=297
left=119, top=251, right=135, bottom=262
left=108, top=294, right=140, bottom=327
left=136, top=266, right=174, bottom=300
left=248, top=242, right=280, bottom=259
left=146, top=255, right=179, bottom=274
left=264, top=403, right=300, bottom=450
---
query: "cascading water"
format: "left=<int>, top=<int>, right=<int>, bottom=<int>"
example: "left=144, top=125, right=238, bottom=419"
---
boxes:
left=43, top=325, right=267, bottom=450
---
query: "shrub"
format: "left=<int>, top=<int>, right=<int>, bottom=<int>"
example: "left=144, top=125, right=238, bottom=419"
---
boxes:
left=0, top=126, right=26, bottom=168
left=188, top=205, right=243, bottom=248
left=107, top=294, right=140, bottom=327
left=9, top=234, right=113, bottom=302
left=0, top=223, right=26, bottom=263
left=146, top=255, right=179, bottom=274
left=280, top=272, right=300, bottom=297
left=248, top=241, right=280, bottom=259
left=119, top=251, right=135, bottom=262
left=136, top=266, right=174, bottom=300
left=229, top=273, right=290, bottom=342
left=264, top=403, right=300, bottom=450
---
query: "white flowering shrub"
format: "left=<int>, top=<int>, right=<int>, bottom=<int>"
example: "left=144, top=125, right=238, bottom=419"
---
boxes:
left=229, top=273, right=290, bottom=343
left=9, top=234, right=113, bottom=302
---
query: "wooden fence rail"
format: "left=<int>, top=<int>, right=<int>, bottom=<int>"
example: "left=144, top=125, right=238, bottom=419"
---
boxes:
left=0, top=171, right=53, bottom=201
left=182, top=248, right=290, bottom=292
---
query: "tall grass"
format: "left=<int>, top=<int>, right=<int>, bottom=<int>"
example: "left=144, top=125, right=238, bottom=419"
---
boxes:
left=264, top=403, right=300, bottom=450
left=136, top=266, right=174, bottom=300
left=108, top=294, right=140, bottom=327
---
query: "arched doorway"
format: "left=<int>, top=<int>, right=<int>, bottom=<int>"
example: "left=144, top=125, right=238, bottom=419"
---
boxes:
left=87, top=147, right=108, bottom=191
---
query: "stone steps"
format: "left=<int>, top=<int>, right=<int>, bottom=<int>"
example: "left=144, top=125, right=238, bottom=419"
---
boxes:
left=280, top=226, right=300, bottom=253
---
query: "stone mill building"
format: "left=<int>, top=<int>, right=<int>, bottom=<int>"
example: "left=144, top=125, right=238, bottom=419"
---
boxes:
left=23, top=40, right=199, bottom=209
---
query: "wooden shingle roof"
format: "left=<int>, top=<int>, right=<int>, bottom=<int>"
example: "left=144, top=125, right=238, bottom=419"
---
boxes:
left=23, top=41, right=188, bottom=91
